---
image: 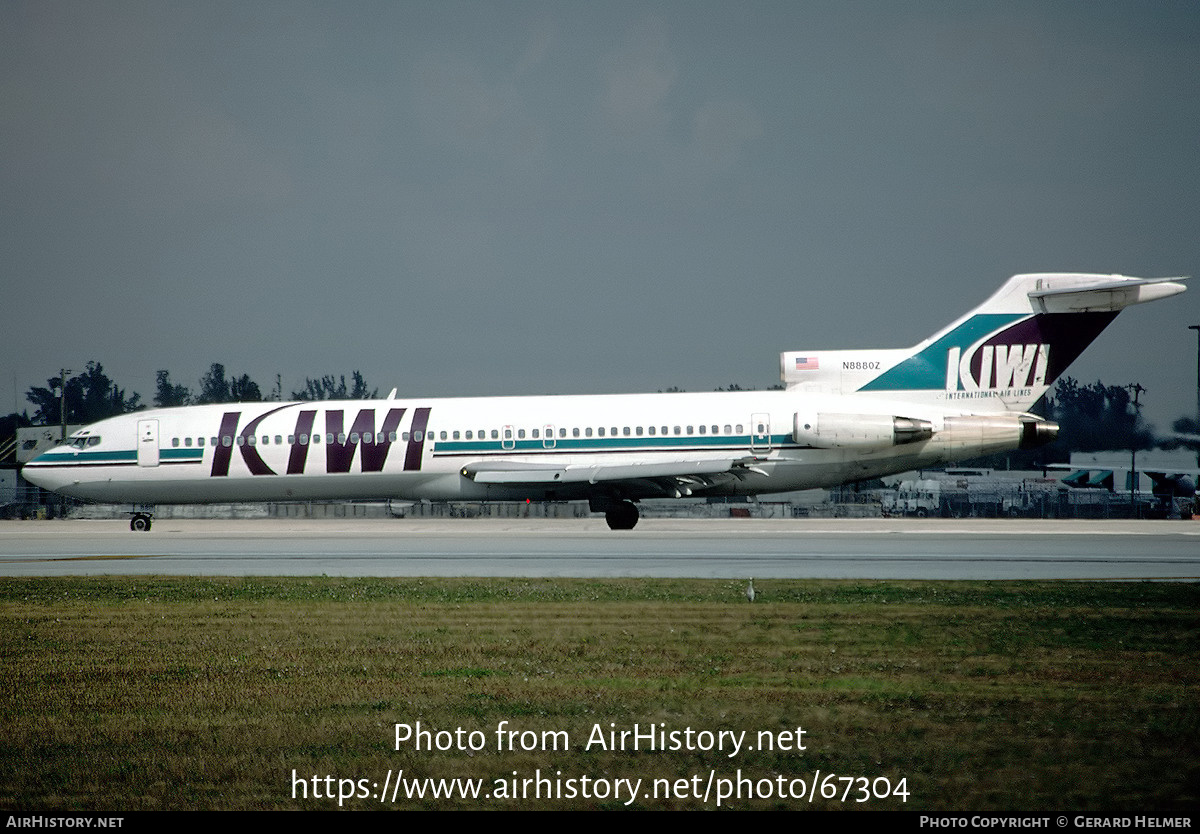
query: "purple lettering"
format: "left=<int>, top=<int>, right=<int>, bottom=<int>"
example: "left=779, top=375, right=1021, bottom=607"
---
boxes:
left=404, top=407, right=432, bottom=471
left=324, top=408, right=408, bottom=473
left=287, top=410, right=317, bottom=474
left=210, top=412, right=241, bottom=477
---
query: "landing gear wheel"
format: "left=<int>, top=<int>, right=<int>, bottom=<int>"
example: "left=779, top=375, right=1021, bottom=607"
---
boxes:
left=605, top=501, right=639, bottom=530
left=130, top=513, right=152, bottom=532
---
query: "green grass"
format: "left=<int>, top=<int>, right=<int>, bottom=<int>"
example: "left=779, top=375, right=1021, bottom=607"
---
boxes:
left=1, top=578, right=1196, bottom=810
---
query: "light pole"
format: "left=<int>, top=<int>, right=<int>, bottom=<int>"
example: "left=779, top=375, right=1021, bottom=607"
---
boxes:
left=1127, top=383, right=1145, bottom=517
left=1190, top=325, right=1200, bottom=468
left=58, top=368, right=71, bottom=443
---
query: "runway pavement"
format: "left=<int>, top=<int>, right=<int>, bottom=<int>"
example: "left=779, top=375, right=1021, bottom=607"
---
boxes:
left=0, top=517, right=1197, bottom=579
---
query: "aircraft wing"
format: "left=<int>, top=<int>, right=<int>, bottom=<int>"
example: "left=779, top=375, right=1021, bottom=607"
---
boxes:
left=459, top=457, right=766, bottom=496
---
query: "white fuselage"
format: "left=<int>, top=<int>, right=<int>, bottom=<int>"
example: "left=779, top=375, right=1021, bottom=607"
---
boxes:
left=21, top=389, right=1030, bottom=505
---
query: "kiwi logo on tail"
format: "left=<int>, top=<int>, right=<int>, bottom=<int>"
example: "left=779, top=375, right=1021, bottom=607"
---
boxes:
left=945, top=342, right=1049, bottom=392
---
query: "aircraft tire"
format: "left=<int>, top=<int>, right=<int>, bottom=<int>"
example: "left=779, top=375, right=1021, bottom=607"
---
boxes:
left=130, top=513, right=152, bottom=532
left=605, top=501, right=639, bottom=530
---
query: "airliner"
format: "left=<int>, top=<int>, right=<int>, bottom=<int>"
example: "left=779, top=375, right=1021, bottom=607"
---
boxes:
left=22, top=273, right=1186, bottom=530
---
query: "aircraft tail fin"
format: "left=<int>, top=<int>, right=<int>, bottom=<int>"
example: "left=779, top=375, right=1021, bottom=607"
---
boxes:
left=782, top=273, right=1186, bottom=412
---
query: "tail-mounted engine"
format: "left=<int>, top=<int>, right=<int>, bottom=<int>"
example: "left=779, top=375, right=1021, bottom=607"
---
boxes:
left=940, top=414, right=1059, bottom=452
left=793, top=412, right=933, bottom=449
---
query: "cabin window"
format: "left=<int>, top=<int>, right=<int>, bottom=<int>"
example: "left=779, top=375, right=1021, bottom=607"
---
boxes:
left=490, top=429, right=498, bottom=439
left=622, top=427, right=630, bottom=436
left=413, top=431, right=423, bottom=442
left=440, top=431, right=447, bottom=440
left=297, top=434, right=307, bottom=445
left=247, top=435, right=257, bottom=446
left=635, top=427, right=643, bottom=436
left=518, top=429, right=525, bottom=439
left=172, top=438, right=180, bottom=447
left=736, top=424, right=743, bottom=434
left=326, top=433, right=335, bottom=444
left=236, top=436, right=245, bottom=446
left=531, top=429, right=539, bottom=439
left=723, top=425, right=732, bottom=434
left=698, top=425, right=706, bottom=435
left=312, top=433, right=320, bottom=444
left=648, top=426, right=656, bottom=436
left=465, top=431, right=472, bottom=440
left=673, top=426, right=681, bottom=435
left=597, top=427, right=605, bottom=437
left=185, top=437, right=192, bottom=447
left=261, top=435, right=269, bottom=445
left=388, top=432, right=397, bottom=442
left=275, top=435, right=283, bottom=445
left=573, top=428, right=580, bottom=438
left=197, top=437, right=204, bottom=447
left=453, top=431, right=460, bottom=440
left=349, top=433, right=359, bottom=443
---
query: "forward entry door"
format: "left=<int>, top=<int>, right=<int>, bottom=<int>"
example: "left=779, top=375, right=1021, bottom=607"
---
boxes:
left=137, top=419, right=159, bottom=467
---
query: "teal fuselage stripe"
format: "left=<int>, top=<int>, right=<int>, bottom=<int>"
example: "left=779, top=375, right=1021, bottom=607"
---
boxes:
left=161, top=448, right=204, bottom=461
left=32, top=448, right=204, bottom=465
left=31, top=449, right=137, bottom=465
left=433, top=433, right=793, bottom=456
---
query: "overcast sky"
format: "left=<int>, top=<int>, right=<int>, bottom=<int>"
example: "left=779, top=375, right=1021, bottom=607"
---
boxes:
left=4, top=1, right=1198, bottom=431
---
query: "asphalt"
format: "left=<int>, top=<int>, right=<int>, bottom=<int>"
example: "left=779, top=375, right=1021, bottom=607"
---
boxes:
left=1, top=517, right=1196, bottom=579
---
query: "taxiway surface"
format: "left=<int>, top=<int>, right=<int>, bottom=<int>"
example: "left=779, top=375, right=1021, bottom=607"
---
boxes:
left=0, top=518, right=1196, bottom=579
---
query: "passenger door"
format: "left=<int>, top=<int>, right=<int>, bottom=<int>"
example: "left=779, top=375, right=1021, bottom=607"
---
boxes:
left=750, top=413, right=772, bottom=453
left=137, top=419, right=159, bottom=467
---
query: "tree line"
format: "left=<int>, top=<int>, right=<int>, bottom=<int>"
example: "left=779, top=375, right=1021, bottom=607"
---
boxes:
left=20, top=362, right=380, bottom=427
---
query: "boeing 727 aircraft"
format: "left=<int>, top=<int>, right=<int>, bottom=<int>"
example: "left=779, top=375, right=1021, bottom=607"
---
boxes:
left=22, top=273, right=1186, bottom=530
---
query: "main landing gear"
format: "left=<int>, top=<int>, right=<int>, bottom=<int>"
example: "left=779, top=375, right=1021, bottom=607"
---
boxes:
left=129, top=512, right=153, bottom=532
left=604, top=500, right=639, bottom=531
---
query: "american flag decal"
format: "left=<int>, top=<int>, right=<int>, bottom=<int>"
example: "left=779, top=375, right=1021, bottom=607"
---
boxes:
left=795, top=356, right=819, bottom=370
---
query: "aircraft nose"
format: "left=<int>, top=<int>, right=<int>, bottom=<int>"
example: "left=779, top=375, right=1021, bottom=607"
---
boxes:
left=21, top=450, right=72, bottom=493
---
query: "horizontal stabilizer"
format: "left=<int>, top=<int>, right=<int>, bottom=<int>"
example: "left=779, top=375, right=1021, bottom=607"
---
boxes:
left=1028, top=275, right=1187, bottom=313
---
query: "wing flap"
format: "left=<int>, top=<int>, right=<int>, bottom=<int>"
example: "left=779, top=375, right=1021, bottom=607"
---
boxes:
left=461, top=458, right=745, bottom=486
